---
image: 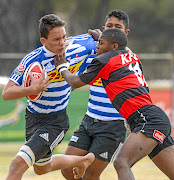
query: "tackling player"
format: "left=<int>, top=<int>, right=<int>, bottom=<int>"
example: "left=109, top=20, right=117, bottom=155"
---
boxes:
left=61, top=10, right=130, bottom=180
left=54, top=28, right=174, bottom=180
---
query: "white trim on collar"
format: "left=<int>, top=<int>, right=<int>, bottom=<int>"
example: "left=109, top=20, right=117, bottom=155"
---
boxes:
left=43, top=46, right=56, bottom=57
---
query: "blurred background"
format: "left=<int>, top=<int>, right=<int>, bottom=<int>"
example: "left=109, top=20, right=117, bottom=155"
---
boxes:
left=0, top=0, right=174, bottom=179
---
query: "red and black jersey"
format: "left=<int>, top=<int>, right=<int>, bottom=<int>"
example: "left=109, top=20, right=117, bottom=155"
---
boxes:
left=79, top=50, right=153, bottom=119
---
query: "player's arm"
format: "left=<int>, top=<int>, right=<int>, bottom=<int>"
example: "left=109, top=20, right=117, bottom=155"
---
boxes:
left=54, top=54, right=103, bottom=90
left=61, top=70, right=86, bottom=89
left=2, top=70, right=49, bottom=100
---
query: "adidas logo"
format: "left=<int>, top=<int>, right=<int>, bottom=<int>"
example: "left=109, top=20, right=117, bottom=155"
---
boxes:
left=39, top=133, right=49, bottom=142
left=99, top=152, right=108, bottom=159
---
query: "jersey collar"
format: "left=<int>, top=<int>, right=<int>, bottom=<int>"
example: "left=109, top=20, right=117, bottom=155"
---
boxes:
left=43, top=46, right=56, bottom=57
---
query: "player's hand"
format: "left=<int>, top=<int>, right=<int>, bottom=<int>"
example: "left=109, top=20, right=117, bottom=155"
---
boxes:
left=29, top=70, right=49, bottom=93
left=53, top=53, right=67, bottom=67
left=88, top=29, right=102, bottom=41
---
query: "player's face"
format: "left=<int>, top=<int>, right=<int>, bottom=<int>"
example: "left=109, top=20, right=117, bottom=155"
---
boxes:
left=103, top=16, right=130, bottom=35
left=40, top=26, right=67, bottom=56
left=96, top=37, right=116, bottom=55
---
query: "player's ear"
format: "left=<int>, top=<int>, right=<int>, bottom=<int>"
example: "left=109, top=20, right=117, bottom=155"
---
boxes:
left=40, top=37, right=46, bottom=46
left=102, top=26, right=105, bottom=31
left=125, top=29, right=130, bottom=35
left=113, top=43, right=119, bottom=50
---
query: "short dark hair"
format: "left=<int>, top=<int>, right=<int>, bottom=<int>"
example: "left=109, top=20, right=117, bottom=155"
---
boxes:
left=39, top=14, right=65, bottom=38
left=101, top=28, right=127, bottom=50
left=105, top=10, right=129, bottom=29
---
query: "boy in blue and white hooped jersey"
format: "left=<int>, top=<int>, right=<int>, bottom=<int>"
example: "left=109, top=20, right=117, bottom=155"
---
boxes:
left=61, top=10, right=130, bottom=180
left=10, top=34, right=97, bottom=114
left=2, top=14, right=96, bottom=179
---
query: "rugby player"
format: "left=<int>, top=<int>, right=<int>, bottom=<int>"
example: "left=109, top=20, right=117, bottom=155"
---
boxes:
left=54, top=28, right=174, bottom=180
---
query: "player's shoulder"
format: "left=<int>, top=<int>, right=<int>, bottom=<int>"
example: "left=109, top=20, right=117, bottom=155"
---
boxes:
left=22, top=47, right=44, bottom=64
left=96, top=50, right=128, bottom=63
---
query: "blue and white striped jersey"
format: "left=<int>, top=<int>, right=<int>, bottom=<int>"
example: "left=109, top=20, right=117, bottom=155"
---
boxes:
left=9, top=33, right=97, bottom=114
left=79, top=55, right=125, bottom=121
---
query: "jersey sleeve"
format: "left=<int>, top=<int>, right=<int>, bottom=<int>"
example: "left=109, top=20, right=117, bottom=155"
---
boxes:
left=79, top=57, right=105, bottom=84
left=78, top=54, right=97, bottom=74
left=85, top=35, right=98, bottom=54
left=9, top=54, right=36, bottom=86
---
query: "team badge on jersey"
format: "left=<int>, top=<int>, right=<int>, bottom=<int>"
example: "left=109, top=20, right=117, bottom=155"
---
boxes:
left=15, top=64, right=25, bottom=76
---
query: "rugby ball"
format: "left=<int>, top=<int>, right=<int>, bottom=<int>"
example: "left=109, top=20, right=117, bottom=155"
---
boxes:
left=23, top=62, right=46, bottom=101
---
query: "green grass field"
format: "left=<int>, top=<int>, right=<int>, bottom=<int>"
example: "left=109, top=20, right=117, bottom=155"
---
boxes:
left=0, top=142, right=169, bottom=180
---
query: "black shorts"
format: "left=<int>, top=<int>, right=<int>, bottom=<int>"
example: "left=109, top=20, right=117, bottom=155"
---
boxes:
left=68, top=114, right=127, bottom=162
left=25, top=109, right=69, bottom=162
left=127, top=105, right=174, bottom=159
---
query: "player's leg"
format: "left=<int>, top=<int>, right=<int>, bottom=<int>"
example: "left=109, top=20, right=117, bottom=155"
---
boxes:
left=83, top=158, right=109, bottom=180
left=61, top=114, right=93, bottom=179
left=83, top=119, right=126, bottom=180
left=61, top=146, right=89, bottom=179
left=150, top=135, right=174, bottom=179
left=61, top=145, right=109, bottom=180
left=34, top=152, right=95, bottom=179
left=5, top=150, right=29, bottom=180
left=114, top=131, right=158, bottom=180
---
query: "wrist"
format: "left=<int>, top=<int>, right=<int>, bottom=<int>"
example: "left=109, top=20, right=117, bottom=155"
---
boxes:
left=56, top=62, right=70, bottom=75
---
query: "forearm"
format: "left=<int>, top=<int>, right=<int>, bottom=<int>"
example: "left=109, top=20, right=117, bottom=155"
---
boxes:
left=2, top=85, right=36, bottom=100
left=61, top=70, right=86, bottom=89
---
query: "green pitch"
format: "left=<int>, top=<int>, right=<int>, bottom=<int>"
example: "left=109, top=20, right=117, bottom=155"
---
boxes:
left=0, top=87, right=90, bottom=142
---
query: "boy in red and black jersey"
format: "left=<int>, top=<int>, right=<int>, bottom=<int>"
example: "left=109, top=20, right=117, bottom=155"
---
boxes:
left=54, top=28, right=174, bottom=179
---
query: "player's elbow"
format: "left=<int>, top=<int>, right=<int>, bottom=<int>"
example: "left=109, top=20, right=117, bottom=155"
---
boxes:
left=2, top=91, right=8, bottom=100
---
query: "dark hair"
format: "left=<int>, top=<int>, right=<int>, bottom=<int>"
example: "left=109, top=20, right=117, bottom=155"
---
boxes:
left=101, top=28, right=127, bottom=49
left=39, top=14, right=65, bottom=38
left=105, top=10, right=129, bottom=29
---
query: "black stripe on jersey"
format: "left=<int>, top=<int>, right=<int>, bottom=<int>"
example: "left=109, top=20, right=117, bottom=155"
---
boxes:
left=108, top=64, right=134, bottom=82
left=112, top=85, right=149, bottom=111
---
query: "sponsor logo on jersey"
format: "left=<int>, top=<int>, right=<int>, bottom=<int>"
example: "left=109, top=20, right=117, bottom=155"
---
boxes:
left=92, top=78, right=103, bottom=86
left=48, top=61, right=83, bottom=83
left=153, top=130, right=165, bottom=143
left=99, top=152, right=108, bottom=159
left=70, top=135, right=79, bottom=142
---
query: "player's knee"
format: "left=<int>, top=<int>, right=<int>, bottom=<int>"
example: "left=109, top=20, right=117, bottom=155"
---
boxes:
left=9, top=155, right=29, bottom=176
left=61, top=168, right=74, bottom=179
left=113, top=155, right=127, bottom=171
left=33, top=158, right=53, bottom=175
left=33, top=164, right=52, bottom=175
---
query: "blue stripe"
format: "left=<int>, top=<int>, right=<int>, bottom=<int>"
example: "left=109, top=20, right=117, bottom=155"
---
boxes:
left=36, top=158, right=51, bottom=164
left=88, top=107, right=123, bottom=118
left=28, top=92, right=70, bottom=111
left=20, top=150, right=32, bottom=165
left=47, top=84, right=70, bottom=92
left=90, top=90, right=109, bottom=98
left=89, top=99, right=115, bottom=108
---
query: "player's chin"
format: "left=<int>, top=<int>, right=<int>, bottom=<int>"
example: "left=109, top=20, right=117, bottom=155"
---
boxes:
left=96, top=50, right=101, bottom=56
left=57, top=48, right=66, bottom=56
